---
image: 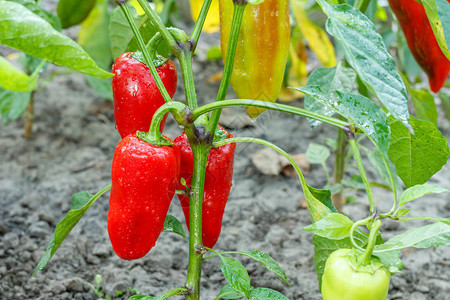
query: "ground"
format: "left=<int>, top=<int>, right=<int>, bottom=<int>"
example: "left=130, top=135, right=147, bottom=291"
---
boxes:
left=0, top=3, right=449, bottom=300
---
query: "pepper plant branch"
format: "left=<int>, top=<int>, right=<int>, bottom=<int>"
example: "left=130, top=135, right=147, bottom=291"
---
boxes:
left=206, top=2, right=247, bottom=135
left=136, top=0, right=181, bottom=56
left=194, top=99, right=350, bottom=129
left=116, top=2, right=173, bottom=104
left=347, top=136, right=375, bottom=215
left=359, top=219, right=382, bottom=265
left=379, top=155, right=399, bottom=218
left=349, top=216, right=372, bottom=252
left=190, top=0, right=214, bottom=49
left=179, top=52, right=199, bottom=109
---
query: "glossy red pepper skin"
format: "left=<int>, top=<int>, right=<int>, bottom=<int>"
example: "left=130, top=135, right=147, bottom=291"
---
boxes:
left=388, top=0, right=450, bottom=92
left=174, top=127, right=236, bottom=248
left=108, top=134, right=180, bottom=260
left=112, top=52, right=177, bottom=138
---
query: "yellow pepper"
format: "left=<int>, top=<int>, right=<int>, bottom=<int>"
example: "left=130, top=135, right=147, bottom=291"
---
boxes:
left=219, top=0, right=290, bottom=118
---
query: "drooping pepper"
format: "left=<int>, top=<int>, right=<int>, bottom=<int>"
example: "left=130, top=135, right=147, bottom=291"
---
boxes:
left=219, top=0, right=290, bottom=118
left=174, top=126, right=236, bottom=248
left=190, top=0, right=220, bottom=33
left=108, top=134, right=180, bottom=260
left=388, top=0, right=450, bottom=93
left=112, top=52, right=177, bottom=138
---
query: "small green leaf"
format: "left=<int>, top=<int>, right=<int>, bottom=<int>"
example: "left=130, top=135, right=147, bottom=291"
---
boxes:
left=303, top=213, right=354, bottom=240
left=34, top=185, right=111, bottom=275
left=238, top=250, right=289, bottom=286
left=304, top=64, right=356, bottom=128
left=57, top=0, right=96, bottom=29
left=397, top=208, right=411, bottom=217
left=373, top=251, right=404, bottom=274
left=249, top=287, right=288, bottom=300
left=206, top=45, right=222, bottom=61
left=0, top=56, right=37, bottom=92
left=219, top=256, right=252, bottom=298
left=306, top=143, right=331, bottom=165
left=163, top=215, right=187, bottom=241
left=388, top=115, right=449, bottom=188
left=316, top=0, right=411, bottom=129
left=0, top=2, right=112, bottom=78
left=439, top=91, right=450, bottom=121
left=129, top=296, right=157, bottom=300
left=0, top=86, right=31, bottom=123
left=374, top=222, right=450, bottom=253
left=399, top=184, right=449, bottom=207
left=215, top=285, right=244, bottom=300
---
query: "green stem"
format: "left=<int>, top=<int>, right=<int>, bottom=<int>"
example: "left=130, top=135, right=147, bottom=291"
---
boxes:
left=185, top=143, right=210, bottom=300
left=349, top=216, right=372, bottom=252
left=195, top=99, right=350, bottom=129
left=379, top=156, right=399, bottom=218
left=116, top=2, right=173, bottom=103
left=332, top=123, right=347, bottom=212
left=206, top=2, right=247, bottom=135
left=190, top=0, right=213, bottom=49
left=353, top=0, right=371, bottom=13
left=139, top=101, right=188, bottom=145
left=179, top=52, right=198, bottom=109
left=348, top=137, right=375, bottom=215
left=135, top=0, right=180, bottom=56
left=359, top=219, right=381, bottom=265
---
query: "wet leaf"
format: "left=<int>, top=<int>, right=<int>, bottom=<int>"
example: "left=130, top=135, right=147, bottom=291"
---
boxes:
left=219, top=256, right=252, bottom=298
left=163, top=215, right=188, bottom=241
left=399, top=184, right=449, bottom=207
left=249, top=287, right=288, bottom=300
left=303, top=213, right=354, bottom=240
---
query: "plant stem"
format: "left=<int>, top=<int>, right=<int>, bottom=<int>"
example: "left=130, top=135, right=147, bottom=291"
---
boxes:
left=206, top=2, right=247, bottom=135
left=24, top=92, right=34, bottom=139
left=349, top=216, right=371, bottom=251
left=359, top=219, right=381, bottom=265
left=136, top=0, right=180, bottom=55
left=348, top=137, right=375, bottom=215
left=179, top=52, right=198, bottom=109
left=190, top=0, right=213, bottom=49
left=117, top=2, right=173, bottom=103
left=194, top=99, right=350, bottom=129
left=353, top=0, right=371, bottom=13
left=185, top=143, right=210, bottom=300
left=332, top=122, right=347, bottom=211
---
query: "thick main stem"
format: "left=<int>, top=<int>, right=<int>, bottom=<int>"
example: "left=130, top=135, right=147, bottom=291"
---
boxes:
left=185, top=142, right=210, bottom=300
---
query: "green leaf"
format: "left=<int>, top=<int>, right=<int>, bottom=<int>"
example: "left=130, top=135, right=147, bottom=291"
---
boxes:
left=306, top=143, right=331, bottom=164
left=401, top=73, right=437, bottom=125
left=422, top=0, right=450, bottom=60
left=0, top=1, right=111, bottom=78
left=109, top=4, right=170, bottom=60
left=0, top=86, right=31, bottom=123
left=374, top=222, right=450, bottom=253
left=397, top=208, right=411, bottom=217
left=388, top=115, right=449, bottom=187
left=33, top=185, right=111, bottom=275
left=373, top=250, right=404, bottom=274
left=219, top=256, right=252, bottom=298
left=79, top=0, right=112, bottom=70
left=249, top=288, right=288, bottom=300
left=206, top=45, right=222, bottom=61
left=298, top=86, right=390, bottom=156
left=303, top=213, right=354, bottom=240
left=316, top=0, right=410, bottom=129
left=399, top=184, right=449, bottom=207
left=439, top=91, right=450, bottom=121
left=162, top=215, right=188, bottom=241
left=215, top=285, right=244, bottom=300
left=57, top=0, right=96, bottom=29
left=129, top=296, right=157, bottom=300
left=6, top=0, right=62, bottom=31
left=307, top=184, right=338, bottom=213
left=232, top=250, right=289, bottom=286
left=0, top=56, right=37, bottom=92
left=304, top=64, right=356, bottom=128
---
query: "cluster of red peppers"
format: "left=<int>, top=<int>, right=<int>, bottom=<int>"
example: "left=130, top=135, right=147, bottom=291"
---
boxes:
left=388, top=0, right=450, bottom=92
left=108, top=52, right=235, bottom=260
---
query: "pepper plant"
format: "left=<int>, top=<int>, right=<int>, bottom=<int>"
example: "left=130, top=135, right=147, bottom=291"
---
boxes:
left=11, top=0, right=449, bottom=299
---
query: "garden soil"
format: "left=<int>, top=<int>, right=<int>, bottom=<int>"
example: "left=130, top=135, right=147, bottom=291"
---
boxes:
left=0, top=5, right=449, bottom=300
